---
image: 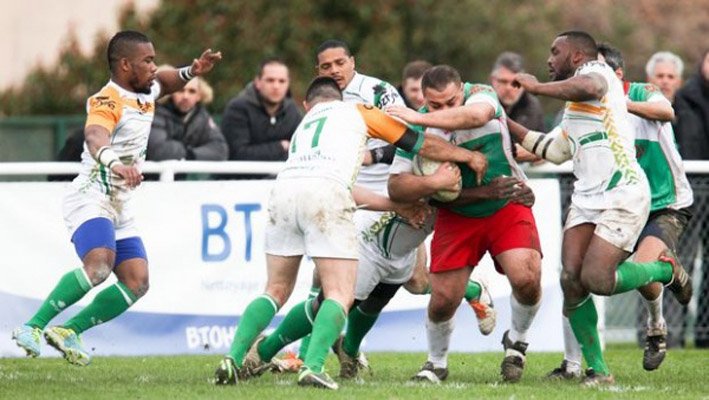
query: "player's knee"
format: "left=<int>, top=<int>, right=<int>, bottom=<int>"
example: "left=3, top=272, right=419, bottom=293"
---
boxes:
left=84, top=263, right=112, bottom=286
left=580, top=269, right=614, bottom=296
left=428, top=292, right=457, bottom=321
left=265, top=286, right=290, bottom=307
left=121, top=275, right=149, bottom=298
left=510, top=260, right=541, bottom=302
left=403, top=276, right=428, bottom=295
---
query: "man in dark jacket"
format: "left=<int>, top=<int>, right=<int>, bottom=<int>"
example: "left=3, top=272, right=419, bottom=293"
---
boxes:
left=673, top=50, right=709, bottom=348
left=220, top=58, right=303, bottom=179
left=148, top=76, right=227, bottom=163
left=674, top=50, right=709, bottom=160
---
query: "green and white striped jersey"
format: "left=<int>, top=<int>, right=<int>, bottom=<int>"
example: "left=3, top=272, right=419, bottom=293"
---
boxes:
left=392, top=83, right=525, bottom=218
left=626, top=81, right=693, bottom=211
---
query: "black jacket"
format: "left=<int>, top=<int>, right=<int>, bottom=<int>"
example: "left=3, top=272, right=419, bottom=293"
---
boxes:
left=506, top=91, right=546, bottom=132
left=674, top=75, right=709, bottom=160
left=148, top=102, right=228, bottom=161
left=221, top=83, right=302, bottom=162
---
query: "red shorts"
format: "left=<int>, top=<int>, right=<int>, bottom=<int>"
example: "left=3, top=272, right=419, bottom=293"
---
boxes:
left=430, top=202, right=541, bottom=274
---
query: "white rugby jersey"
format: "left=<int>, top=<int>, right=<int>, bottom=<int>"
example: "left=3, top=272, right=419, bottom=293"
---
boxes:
left=278, top=101, right=422, bottom=190
left=561, top=61, right=645, bottom=199
left=343, top=72, right=406, bottom=194
left=72, top=80, right=160, bottom=202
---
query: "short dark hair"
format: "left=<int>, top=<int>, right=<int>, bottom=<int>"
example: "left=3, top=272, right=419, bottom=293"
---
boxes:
left=258, top=57, right=288, bottom=77
left=402, top=60, right=433, bottom=82
left=315, top=39, right=351, bottom=63
left=597, top=43, right=625, bottom=72
left=107, top=30, right=151, bottom=72
left=557, top=30, right=598, bottom=59
left=421, top=65, right=461, bottom=92
left=305, top=76, right=342, bottom=103
left=492, top=51, right=525, bottom=74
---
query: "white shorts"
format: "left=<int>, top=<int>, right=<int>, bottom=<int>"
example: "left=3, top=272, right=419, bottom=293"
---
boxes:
left=565, top=180, right=650, bottom=252
left=62, top=187, right=138, bottom=240
left=353, top=209, right=433, bottom=300
left=265, top=178, right=358, bottom=259
left=354, top=233, right=418, bottom=300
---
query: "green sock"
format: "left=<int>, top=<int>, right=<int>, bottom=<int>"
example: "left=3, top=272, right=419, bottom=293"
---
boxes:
left=342, top=306, right=379, bottom=357
left=27, top=268, right=93, bottom=329
left=298, top=286, right=320, bottom=360
left=258, top=300, right=314, bottom=362
left=64, top=281, right=138, bottom=334
left=304, top=299, right=346, bottom=373
left=567, top=297, right=610, bottom=375
left=613, top=260, right=673, bottom=294
left=463, top=280, right=482, bottom=302
left=228, top=294, right=279, bottom=367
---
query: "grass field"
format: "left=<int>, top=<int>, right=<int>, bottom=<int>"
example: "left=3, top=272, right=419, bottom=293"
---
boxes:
left=1, top=346, right=707, bottom=399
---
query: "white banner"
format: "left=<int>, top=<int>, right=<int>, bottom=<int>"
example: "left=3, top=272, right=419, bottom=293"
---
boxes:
left=0, top=179, right=563, bottom=357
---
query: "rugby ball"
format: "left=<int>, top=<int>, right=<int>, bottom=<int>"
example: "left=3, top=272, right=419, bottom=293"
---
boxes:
left=412, top=156, right=462, bottom=202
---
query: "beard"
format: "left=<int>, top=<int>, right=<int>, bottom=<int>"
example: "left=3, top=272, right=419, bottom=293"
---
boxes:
left=129, top=76, right=152, bottom=94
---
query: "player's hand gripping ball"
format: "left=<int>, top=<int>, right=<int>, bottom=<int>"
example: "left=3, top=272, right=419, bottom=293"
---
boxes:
left=412, top=156, right=462, bottom=202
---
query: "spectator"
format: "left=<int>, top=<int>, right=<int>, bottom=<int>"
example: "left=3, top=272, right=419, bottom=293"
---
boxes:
left=646, top=51, right=684, bottom=104
left=674, top=50, right=709, bottom=160
left=397, top=60, right=432, bottom=110
left=490, top=52, right=545, bottom=131
left=490, top=52, right=544, bottom=162
left=148, top=74, right=227, bottom=164
left=220, top=58, right=302, bottom=179
left=673, top=50, right=709, bottom=348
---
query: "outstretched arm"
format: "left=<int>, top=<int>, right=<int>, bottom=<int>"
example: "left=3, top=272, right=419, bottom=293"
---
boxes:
left=386, top=103, right=495, bottom=131
left=514, top=72, right=607, bottom=102
left=157, top=49, right=222, bottom=97
left=507, top=119, right=571, bottom=165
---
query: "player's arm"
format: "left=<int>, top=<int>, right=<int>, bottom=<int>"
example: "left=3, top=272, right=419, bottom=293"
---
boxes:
left=157, top=49, right=222, bottom=97
left=514, top=72, right=607, bottom=102
left=352, top=185, right=431, bottom=229
left=359, top=104, right=488, bottom=184
left=507, top=119, right=571, bottom=165
left=85, top=125, right=142, bottom=188
left=388, top=162, right=462, bottom=203
left=386, top=103, right=495, bottom=131
left=626, top=99, right=674, bottom=122
left=432, top=176, right=534, bottom=208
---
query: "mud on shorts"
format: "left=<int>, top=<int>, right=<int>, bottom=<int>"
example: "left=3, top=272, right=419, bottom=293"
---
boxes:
left=565, top=180, right=650, bottom=253
left=635, top=207, right=693, bottom=252
left=265, top=177, right=358, bottom=259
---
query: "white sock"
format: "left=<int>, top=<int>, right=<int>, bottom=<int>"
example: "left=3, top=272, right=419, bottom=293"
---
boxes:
left=562, top=316, right=582, bottom=371
left=644, top=293, right=665, bottom=327
left=508, top=296, right=541, bottom=344
left=426, top=317, right=455, bottom=369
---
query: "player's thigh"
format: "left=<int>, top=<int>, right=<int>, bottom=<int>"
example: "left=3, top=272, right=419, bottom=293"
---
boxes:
left=495, top=248, right=541, bottom=290
left=113, top=236, right=149, bottom=295
left=581, top=233, right=630, bottom=294
left=313, top=256, right=357, bottom=309
left=264, top=254, right=302, bottom=305
left=561, top=222, right=595, bottom=282
left=634, top=209, right=691, bottom=263
left=265, top=183, right=306, bottom=257
left=429, top=266, right=471, bottom=305
left=404, top=243, right=430, bottom=294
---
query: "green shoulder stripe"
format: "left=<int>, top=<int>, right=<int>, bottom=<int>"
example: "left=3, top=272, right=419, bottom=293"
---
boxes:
left=395, top=148, right=415, bottom=160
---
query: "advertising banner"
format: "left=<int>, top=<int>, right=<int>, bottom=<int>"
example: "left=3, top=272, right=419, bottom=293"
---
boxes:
left=0, top=179, right=563, bottom=357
